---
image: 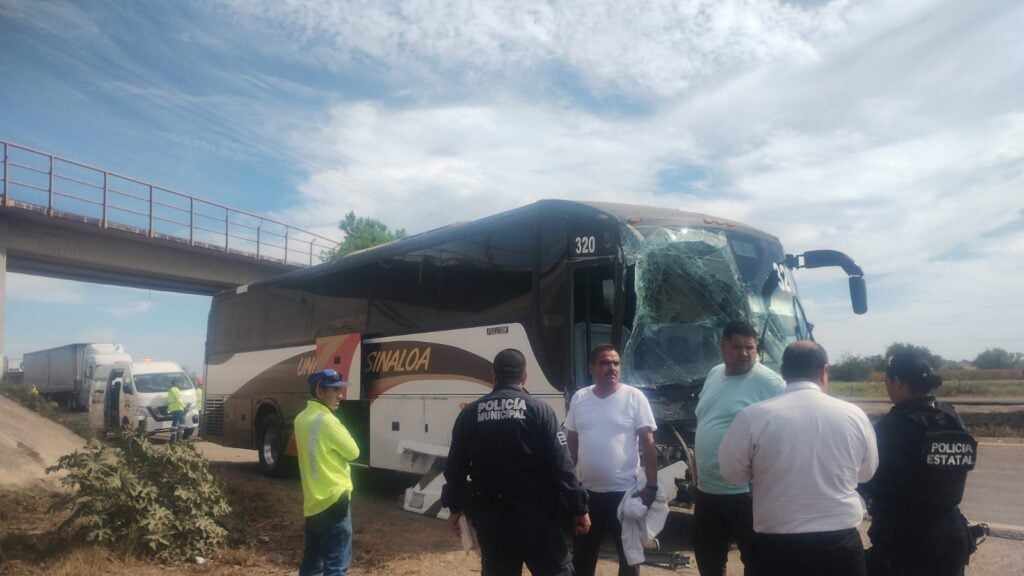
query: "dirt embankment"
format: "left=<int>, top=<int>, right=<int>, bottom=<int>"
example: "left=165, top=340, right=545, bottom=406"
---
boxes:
left=2, top=396, right=1022, bottom=575
left=0, top=395, right=85, bottom=488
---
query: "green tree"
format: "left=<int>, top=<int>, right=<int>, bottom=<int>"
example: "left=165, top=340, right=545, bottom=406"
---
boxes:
left=830, top=354, right=883, bottom=382
left=973, top=348, right=1024, bottom=369
left=322, top=212, right=407, bottom=261
left=884, top=343, right=945, bottom=369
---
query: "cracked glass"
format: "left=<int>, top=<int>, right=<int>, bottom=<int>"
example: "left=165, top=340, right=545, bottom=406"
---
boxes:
left=620, top=225, right=808, bottom=395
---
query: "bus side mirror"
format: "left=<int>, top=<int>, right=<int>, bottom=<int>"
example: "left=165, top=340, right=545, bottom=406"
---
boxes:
left=850, top=276, right=868, bottom=315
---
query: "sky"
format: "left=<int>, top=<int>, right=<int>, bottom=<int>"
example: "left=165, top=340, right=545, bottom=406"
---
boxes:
left=1, top=0, right=1022, bottom=373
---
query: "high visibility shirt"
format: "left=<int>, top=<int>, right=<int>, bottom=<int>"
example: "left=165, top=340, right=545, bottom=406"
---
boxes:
left=166, top=386, right=185, bottom=413
left=195, top=387, right=204, bottom=410
left=294, top=400, right=360, bottom=517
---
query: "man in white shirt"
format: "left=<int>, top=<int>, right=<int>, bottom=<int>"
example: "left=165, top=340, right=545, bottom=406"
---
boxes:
left=718, top=341, right=878, bottom=576
left=693, top=320, right=785, bottom=576
left=566, top=345, right=659, bottom=576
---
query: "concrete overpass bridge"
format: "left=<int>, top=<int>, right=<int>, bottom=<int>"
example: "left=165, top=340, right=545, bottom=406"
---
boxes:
left=0, top=140, right=338, bottom=360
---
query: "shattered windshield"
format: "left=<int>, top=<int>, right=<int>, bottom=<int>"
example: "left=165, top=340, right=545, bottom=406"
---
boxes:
left=621, top=226, right=807, bottom=389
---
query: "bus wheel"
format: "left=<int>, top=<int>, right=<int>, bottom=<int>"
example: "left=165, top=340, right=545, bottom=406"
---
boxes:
left=258, top=414, right=287, bottom=477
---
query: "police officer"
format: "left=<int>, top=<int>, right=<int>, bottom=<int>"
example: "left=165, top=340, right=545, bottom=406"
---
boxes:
left=443, top=348, right=591, bottom=576
left=860, top=352, right=978, bottom=576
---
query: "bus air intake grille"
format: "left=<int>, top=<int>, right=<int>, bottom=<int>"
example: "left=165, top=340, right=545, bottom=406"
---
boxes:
left=203, top=397, right=225, bottom=437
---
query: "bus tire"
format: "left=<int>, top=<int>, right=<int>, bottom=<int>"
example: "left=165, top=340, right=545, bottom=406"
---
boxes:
left=258, top=413, right=292, bottom=477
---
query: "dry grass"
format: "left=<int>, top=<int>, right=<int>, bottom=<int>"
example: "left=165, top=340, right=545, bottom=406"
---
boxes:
left=962, top=412, right=1024, bottom=438
left=210, top=546, right=262, bottom=567
left=830, top=380, right=1024, bottom=398
left=971, top=425, right=1024, bottom=438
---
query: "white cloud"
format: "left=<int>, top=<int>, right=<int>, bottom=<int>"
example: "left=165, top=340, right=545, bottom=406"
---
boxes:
left=279, top=100, right=703, bottom=233
left=7, top=0, right=1023, bottom=363
left=263, top=0, right=1024, bottom=362
left=216, top=0, right=862, bottom=98
left=6, top=274, right=86, bottom=304
left=78, top=327, right=119, bottom=343
left=104, top=300, right=155, bottom=317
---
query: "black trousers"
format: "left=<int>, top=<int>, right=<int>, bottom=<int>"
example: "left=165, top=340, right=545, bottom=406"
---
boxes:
left=473, top=502, right=572, bottom=576
left=754, top=528, right=866, bottom=576
left=867, top=510, right=971, bottom=576
left=693, top=490, right=756, bottom=576
left=572, top=490, right=638, bottom=576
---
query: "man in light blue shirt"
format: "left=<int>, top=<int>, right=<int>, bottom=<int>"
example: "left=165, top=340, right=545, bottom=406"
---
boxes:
left=693, top=320, right=785, bottom=576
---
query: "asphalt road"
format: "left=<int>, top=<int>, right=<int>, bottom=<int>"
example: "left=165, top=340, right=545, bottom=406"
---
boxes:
left=846, top=397, right=1024, bottom=531
left=961, top=440, right=1024, bottom=530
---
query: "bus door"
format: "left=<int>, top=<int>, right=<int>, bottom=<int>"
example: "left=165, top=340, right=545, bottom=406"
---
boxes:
left=105, top=369, right=124, bottom=429
left=567, top=223, right=623, bottom=394
left=570, top=263, right=621, bottom=393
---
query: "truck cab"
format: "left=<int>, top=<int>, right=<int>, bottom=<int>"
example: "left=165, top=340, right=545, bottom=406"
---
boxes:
left=99, top=361, right=199, bottom=439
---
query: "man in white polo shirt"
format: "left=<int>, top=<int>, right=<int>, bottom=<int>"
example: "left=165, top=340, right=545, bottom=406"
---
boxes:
left=718, top=341, right=878, bottom=576
left=566, top=344, right=659, bottom=576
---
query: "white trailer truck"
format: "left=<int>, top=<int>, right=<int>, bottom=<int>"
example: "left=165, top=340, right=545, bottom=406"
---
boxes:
left=22, top=343, right=132, bottom=410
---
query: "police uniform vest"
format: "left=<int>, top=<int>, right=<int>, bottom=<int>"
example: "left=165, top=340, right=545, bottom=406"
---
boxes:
left=906, top=401, right=976, bottom=511
left=864, top=397, right=978, bottom=574
left=444, top=386, right=588, bottom=519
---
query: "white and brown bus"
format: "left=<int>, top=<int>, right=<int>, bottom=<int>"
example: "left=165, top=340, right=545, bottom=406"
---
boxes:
left=202, top=200, right=866, bottom=513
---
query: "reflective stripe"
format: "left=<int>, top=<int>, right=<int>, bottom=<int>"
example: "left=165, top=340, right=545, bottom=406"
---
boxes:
left=308, top=413, right=325, bottom=481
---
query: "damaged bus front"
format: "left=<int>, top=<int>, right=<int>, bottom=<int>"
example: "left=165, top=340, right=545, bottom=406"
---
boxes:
left=574, top=205, right=867, bottom=501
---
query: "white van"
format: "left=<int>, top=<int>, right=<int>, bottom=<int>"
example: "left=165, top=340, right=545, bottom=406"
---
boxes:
left=98, top=361, right=200, bottom=439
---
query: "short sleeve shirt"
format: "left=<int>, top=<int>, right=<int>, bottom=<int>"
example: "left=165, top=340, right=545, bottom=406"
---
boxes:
left=694, top=363, right=785, bottom=494
left=564, top=384, right=657, bottom=492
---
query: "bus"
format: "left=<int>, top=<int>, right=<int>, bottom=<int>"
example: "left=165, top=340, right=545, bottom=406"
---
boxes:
left=202, top=199, right=866, bottom=514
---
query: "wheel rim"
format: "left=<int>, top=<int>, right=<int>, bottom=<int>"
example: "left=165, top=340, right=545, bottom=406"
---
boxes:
left=261, top=426, right=279, bottom=468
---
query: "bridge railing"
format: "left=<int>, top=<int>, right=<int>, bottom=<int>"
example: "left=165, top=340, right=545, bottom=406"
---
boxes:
left=1, top=140, right=338, bottom=266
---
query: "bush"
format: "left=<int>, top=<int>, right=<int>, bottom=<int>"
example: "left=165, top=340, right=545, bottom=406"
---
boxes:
left=2, top=381, right=62, bottom=417
left=974, top=348, right=1024, bottom=369
left=46, top=430, right=231, bottom=563
left=830, top=354, right=879, bottom=382
left=0, top=381, right=94, bottom=440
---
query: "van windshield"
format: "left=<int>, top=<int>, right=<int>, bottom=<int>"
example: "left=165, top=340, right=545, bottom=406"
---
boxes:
left=134, top=372, right=194, bottom=394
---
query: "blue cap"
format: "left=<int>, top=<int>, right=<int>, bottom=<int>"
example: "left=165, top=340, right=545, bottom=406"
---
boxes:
left=308, top=369, right=347, bottom=390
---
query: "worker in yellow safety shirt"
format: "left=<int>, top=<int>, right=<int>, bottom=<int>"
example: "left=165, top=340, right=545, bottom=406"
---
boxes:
left=166, top=385, right=185, bottom=444
left=295, top=369, right=360, bottom=576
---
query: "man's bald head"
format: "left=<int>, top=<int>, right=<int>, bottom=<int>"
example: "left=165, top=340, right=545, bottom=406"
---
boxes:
left=781, top=341, right=829, bottom=384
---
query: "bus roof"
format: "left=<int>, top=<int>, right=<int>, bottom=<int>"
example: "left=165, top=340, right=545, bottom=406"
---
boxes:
left=234, top=199, right=775, bottom=294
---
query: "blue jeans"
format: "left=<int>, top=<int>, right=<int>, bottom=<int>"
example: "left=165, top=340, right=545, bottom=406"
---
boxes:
left=169, top=410, right=185, bottom=444
left=300, top=496, right=352, bottom=576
